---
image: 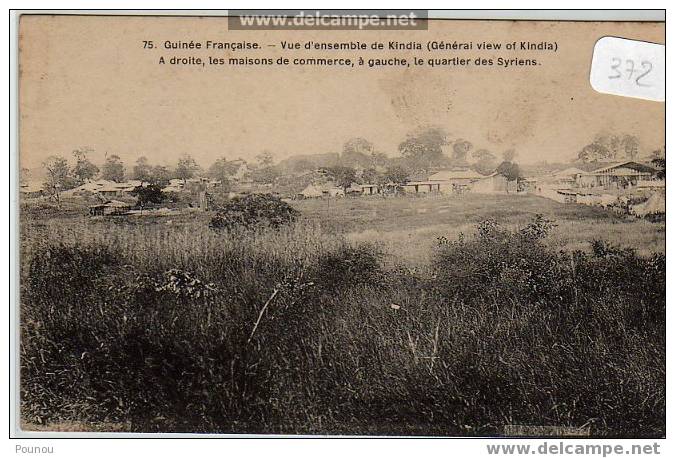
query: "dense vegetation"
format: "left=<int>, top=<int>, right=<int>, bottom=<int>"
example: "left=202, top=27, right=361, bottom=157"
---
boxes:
left=209, top=194, right=300, bottom=230
left=20, top=197, right=665, bottom=436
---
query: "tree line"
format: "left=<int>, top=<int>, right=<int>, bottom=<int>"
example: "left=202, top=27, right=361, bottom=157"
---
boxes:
left=28, top=127, right=525, bottom=201
left=577, top=133, right=664, bottom=164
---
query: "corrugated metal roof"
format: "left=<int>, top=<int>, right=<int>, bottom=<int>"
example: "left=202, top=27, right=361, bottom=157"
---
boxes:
left=590, top=161, right=656, bottom=174
left=551, top=167, right=586, bottom=177
left=428, top=170, right=487, bottom=181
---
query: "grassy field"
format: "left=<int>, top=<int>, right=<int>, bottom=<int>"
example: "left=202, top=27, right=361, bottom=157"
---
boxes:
left=294, top=194, right=664, bottom=265
left=19, top=193, right=665, bottom=436
left=21, top=193, right=665, bottom=263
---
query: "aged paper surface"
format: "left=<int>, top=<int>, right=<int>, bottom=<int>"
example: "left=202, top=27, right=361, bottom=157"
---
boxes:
left=20, top=17, right=664, bottom=167
left=18, top=15, right=665, bottom=436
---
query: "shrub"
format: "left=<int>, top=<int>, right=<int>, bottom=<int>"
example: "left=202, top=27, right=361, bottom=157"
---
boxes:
left=131, top=184, right=166, bottom=207
left=313, top=243, right=383, bottom=290
left=210, top=194, right=299, bottom=231
left=575, top=240, right=665, bottom=332
left=26, top=244, right=120, bottom=304
left=433, top=215, right=564, bottom=303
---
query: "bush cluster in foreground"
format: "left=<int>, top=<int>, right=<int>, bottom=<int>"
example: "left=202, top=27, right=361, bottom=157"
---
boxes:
left=20, top=215, right=664, bottom=436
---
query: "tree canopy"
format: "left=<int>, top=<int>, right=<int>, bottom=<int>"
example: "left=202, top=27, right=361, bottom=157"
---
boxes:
left=101, top=154, right=125, bottom=182
left=133, top=156, right=153, bottom=184
left=451, top=139, right=473, bottom=165
left=577, top=134, right=641, bottom=163
left=175, top=155, right=200, bottom=183
left=326, top=166, right=358, bottom=192
left=496, top=161, right=522, bottom=183
left=43, top=155, right=76, bottom=203
left=383, top=165, right=410, bottom=186
left=472, top=149, right=498, bottom=175
left=72, top=148, right=99, bottom=183
left=398, top=127, right=449, bottom=172
left=131, top=184, right=166, bottom=206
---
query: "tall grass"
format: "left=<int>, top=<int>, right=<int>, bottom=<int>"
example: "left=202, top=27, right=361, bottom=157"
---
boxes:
left=19, top=214, right=665, bottom=436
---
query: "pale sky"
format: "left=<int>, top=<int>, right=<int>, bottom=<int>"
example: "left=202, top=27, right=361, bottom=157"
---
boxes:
left=19, top=16, right=664, bottom=170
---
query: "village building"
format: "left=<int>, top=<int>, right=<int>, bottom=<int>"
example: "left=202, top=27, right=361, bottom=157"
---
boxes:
left=88, top=200, right=132, bottom=216
left=548, top=167, right=586, bottom=186
left=428, top=169, right=485, bottom=189
left=96, top=183, right=133, bottom=198
left=359, top=170, right=508, bottom=196
left=64, top=179, right=148, bottom=198
left=345, top=183, right=363, bottom=195
left=162, top=177, right=222, bottom=194
left=361, top=183, right=379, bottom=195
left=636, top=180, right=666, bottom=191
left=162, top=180, right=184, bottom=193
left=427, top=170, right=508, bottom=194
left=575, top=161, right=657, bottom=189
left=401, top=181, right=442, bottom=194
left=298, top=182, right=349, bottom=198
left=299, top=183, right=323, bottom=198
left=472, top=173, right=510, bottom=194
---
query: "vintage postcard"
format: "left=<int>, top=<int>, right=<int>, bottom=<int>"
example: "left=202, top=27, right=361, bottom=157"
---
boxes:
left=16, top=11, right=665, bottom=438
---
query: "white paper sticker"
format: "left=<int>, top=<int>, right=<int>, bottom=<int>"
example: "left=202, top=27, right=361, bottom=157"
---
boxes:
left=590, top=36, right=664, bottom=102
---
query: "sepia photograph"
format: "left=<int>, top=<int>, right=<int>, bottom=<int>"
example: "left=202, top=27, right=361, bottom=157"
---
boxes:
left=13, top=10, right=665, bottom=441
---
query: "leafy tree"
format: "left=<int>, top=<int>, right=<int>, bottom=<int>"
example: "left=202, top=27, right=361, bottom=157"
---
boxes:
left=327, top=166, right=358, bottom=193
left=621, top=135, right=640, bottom=160
left=72, top=148, right=99, bottom=183
left=343, top=137, right=374, bottom=155
left=208, top=157, right=240, bottom=182
left=101, top=154, right=125, bottom=182
left=133, top=156, right=153, bottom=184
left=472, top=149, right=498, bottom=175
left=398, top=127, right=449, bottom=172
left=149, top=165, right=171, bottom=187
left=578, top=142, right=610, bottom=163
left=587, top=134, right=622, bottom=159
left=131, top=184, right=166, bottom=206
left=43, top=155, right=75, bottom=205
left=451, top=139, right=473, bottom=165
left=175, top=154, right=200, bottom=184
left=360, top=168, right=379, bottom=184
left=578, top=134, right=640, bottom=162
left=370, top=151, right=389, bottom=168
left=383, top=165, right=410, bottom=193
left=250, top=165, right=281, bottom=185
left=496, top=160, right=522, bottom=192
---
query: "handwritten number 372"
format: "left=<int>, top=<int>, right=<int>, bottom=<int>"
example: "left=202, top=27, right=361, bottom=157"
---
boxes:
left=609, top=58, right=653, bottom=87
